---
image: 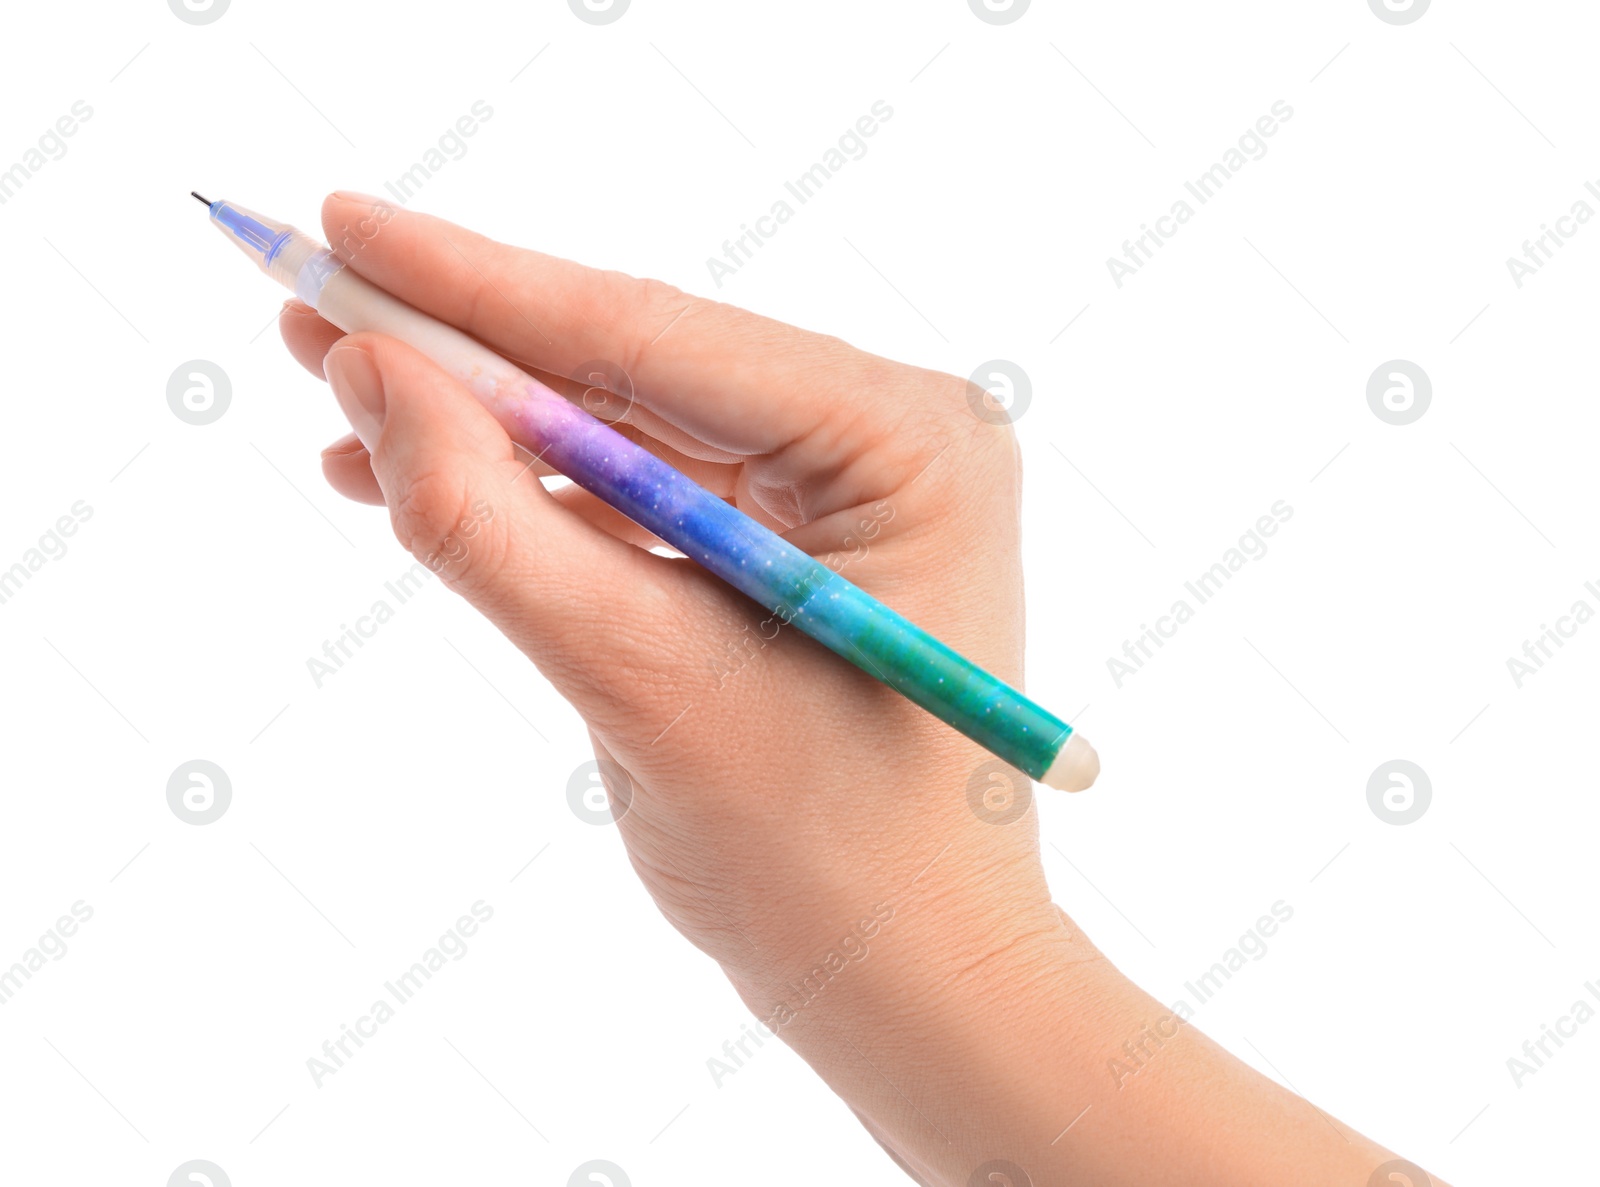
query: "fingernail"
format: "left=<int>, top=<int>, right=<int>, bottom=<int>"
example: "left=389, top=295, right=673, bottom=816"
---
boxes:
left=325, top=344, right=385, bottom=452
left=321, top=436, right=368, bottom=459
left=332, top=190, right=385, bottom=205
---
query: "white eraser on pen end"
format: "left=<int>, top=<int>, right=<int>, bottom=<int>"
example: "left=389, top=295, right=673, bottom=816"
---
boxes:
left=1041, top=732, right=1100, bottom=793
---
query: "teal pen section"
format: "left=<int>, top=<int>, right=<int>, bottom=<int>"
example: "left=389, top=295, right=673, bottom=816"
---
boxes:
left=525, top=399, right=1073, bottom=779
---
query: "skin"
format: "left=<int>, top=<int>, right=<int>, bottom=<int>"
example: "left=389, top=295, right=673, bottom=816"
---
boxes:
left=281, top=192, right=1448, bottom=1187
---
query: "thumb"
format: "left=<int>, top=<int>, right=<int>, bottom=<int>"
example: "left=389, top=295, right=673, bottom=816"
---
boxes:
left=323, top=333, right=693, bottom=710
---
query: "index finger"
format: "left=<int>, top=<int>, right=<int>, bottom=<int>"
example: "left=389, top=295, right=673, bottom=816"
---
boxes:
left=320, top=192, right=955, bottom=482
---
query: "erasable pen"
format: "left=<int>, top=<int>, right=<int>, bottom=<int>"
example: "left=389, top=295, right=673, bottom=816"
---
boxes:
left=195, top=193, right=1099, bottom=793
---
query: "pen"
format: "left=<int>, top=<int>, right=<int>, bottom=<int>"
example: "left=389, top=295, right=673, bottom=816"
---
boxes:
left=196, top=193, right=1099, bottom=793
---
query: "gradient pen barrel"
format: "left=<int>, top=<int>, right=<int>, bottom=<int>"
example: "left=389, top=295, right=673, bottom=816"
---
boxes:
left=517, top=407, right=1074, bottom=780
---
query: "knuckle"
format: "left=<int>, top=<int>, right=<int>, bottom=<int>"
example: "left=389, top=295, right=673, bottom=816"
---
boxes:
left=388, top=469, right=505, bottom=591
left=459, top=240, right=528, bottom=337
left=944, top=370, right=1024, bottom=461
left=633, top=273, right=688, bottom=311
left=619, top=274, right=699, bottom=375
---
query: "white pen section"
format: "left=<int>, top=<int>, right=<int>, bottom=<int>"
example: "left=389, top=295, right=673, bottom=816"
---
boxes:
left=289, top=235, right=534, bottom=404
left=207, top=203, right=537, bottom=405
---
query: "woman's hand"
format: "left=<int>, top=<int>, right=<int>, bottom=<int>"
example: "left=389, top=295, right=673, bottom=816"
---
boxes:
left=283, top=192, right=1066, bottom=1001
left=281, top=193, right=1442, bottom=1187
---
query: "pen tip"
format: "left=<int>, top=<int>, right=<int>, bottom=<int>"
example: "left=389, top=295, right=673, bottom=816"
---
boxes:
left=190, top=191, right=212, bottom=207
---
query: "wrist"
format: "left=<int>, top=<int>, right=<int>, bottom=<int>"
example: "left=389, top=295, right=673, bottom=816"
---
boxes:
left=726, top=874, right=1094, bottom=1089
left=733, top=895, right=1405, bottom=1187
left=723, top=877, right=1123, bottom=1184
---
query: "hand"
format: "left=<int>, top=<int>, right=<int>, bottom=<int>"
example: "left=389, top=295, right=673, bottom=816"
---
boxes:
left=282, top=193, right=1065, bottom=1000
left=281, top=193, right=1443, bottom=1187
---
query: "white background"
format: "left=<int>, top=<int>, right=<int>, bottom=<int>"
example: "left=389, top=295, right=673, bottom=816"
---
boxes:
left=1, top=1, right=1594, bottom=1183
